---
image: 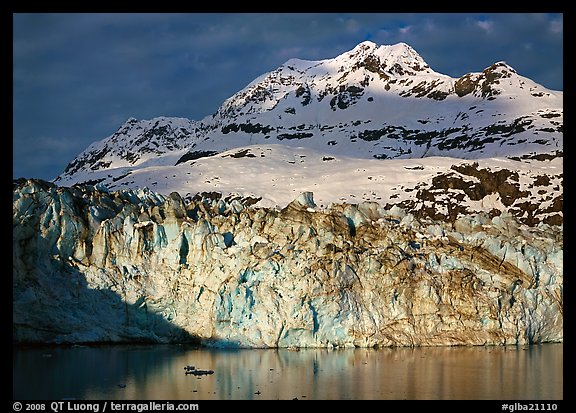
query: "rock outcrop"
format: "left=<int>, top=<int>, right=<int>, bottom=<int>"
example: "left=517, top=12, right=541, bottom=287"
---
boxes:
left=13, top=179, right=563, bottom=347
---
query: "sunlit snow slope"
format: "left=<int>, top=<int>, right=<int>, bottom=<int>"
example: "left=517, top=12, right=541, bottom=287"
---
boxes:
left=54, top=41, right=563, bottom=225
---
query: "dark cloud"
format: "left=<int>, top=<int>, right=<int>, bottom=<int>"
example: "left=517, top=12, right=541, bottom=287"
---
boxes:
left=13, top=13, right=563, bottom=181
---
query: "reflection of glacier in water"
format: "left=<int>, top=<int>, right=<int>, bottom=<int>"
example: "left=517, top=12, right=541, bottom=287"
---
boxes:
left=13, top=344, right=562, bottom=400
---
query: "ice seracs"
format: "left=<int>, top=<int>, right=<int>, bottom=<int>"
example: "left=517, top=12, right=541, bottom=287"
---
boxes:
left=13, top=180, right=563, bottom=347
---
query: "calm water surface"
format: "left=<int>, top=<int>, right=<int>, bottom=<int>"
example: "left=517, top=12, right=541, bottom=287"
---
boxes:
left=13, top=344, right=562, bottom=400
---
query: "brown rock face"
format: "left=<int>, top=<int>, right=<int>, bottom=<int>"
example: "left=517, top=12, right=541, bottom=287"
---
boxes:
left=389, top=162, right=562, bottom=227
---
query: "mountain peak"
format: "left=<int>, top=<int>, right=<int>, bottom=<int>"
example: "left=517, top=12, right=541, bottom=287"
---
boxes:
left=347, top=41, right=419, bottom=59
left=487, top=61, right=517, bottom=74
left=341, top=41, right=431, bottom=76
left=350, top=40, right=414, bottom=54
left=55, top=41, right=563, bottom=206
left=351, top=40, right=378, bottom=51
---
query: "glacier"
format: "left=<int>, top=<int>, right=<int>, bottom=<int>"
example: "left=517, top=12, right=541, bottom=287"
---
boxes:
left=15, top=41, right=563, bottom=348
left=13, top=179, right=563, bottom=347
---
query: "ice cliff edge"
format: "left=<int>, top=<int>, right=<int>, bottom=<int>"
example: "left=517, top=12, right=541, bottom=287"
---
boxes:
left=13, top=179, right=563, bottom=347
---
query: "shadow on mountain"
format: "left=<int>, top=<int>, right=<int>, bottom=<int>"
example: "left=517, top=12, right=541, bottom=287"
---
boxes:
left=12, top=242, right=255, bottom=399
left=13, top=248, right=199, bottom=346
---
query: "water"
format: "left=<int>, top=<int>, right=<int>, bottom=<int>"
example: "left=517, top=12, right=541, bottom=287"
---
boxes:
left=13, top=343, right=562, bottom=400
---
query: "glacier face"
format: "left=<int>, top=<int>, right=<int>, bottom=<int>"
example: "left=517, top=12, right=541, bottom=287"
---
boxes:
left=13, top=179, right=563, bottom=347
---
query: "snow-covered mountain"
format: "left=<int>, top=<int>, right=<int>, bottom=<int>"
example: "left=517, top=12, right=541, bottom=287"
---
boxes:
left=54, top=41, right=563, bottom=225
left=15, top=42, right=564, bottom=347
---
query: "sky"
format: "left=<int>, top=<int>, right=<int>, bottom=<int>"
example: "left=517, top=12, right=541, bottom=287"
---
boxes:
left=13, top=13, right=563, bottom=181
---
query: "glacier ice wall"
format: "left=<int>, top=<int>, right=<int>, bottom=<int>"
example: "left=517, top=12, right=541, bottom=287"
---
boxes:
left=13, top=179, right=563, bottom=347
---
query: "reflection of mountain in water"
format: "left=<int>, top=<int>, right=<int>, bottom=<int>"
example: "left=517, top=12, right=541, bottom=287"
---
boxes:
left=13, top=344, right=563, bottom=400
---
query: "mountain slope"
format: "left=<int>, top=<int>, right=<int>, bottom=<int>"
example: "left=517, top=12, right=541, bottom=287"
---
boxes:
left=53, top=41, right=563, bottom=225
